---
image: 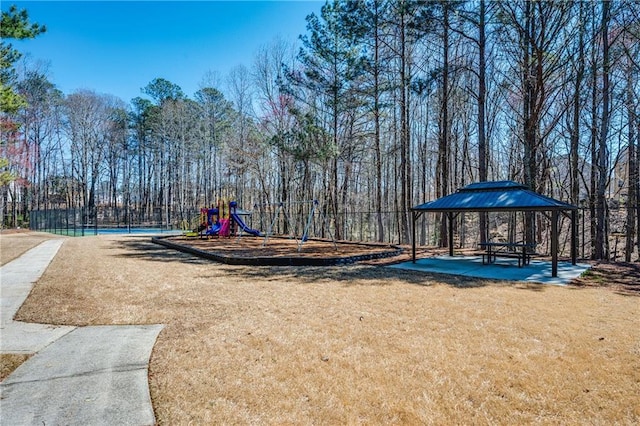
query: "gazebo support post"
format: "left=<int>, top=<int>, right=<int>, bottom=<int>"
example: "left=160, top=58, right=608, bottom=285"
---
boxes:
left=448, top=212, right=454, bottom=257
left=411, top=211, right=423, bottom=263
left=412, top=211, right=416, bottom=263
left=551, top=210, right=559, bottom=277
left=571, top=209, right=577, bottom=265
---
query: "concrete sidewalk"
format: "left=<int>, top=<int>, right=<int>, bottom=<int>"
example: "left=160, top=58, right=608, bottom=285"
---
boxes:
left=1, top=325, right=163, bottom=425
left=1, top=240, right=76, bottom=353
left=1, top=239, right=163, bottom=425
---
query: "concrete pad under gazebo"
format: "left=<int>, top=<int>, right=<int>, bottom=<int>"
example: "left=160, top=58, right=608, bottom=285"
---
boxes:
left=389, top=256, right=590, bottom=285
left=410, top=181, right=578, bottom=278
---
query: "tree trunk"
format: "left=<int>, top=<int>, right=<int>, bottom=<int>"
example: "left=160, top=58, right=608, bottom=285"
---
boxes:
left=523, top=0, right=536, bottom=247
left=373, top=0, right=384, bottom=242
left=399, top=5, right=410, bottom=244
left=595, top=0, right=610, bottom=260
left=478, top=0, right=488, bottom=244
left=570, top=0, right=585, bottom=207
left=636, top=117, right=640, bottom=258
left=625, top=59, right=637, bottom=262
left=437, top=4, right=450, bottom=248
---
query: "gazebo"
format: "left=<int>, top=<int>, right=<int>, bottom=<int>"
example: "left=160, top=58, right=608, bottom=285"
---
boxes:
left=410, top=181, right=578, bottom=277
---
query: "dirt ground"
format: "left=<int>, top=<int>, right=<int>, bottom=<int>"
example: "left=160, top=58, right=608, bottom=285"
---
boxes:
left=2, top=233, right=640, bottom=424
left=571, top=260, right=640, bottom=295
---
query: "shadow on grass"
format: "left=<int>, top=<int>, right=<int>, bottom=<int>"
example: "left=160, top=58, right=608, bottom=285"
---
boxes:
left=110, top=237, right=212, bottom=265
left=203, top=263, right=521, bottom=290
left=570, top=261, right=640, bottom=297
left=109, top=236, right=547, bottom=291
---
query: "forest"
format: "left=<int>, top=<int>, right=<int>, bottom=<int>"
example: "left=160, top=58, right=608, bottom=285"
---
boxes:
left=1, top=1, right=638, bottom=261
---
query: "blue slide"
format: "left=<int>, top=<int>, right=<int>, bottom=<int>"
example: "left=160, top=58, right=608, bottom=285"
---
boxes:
left=231, top=213, right=261, bottom=236
left=205, top=221, right=222, bottom=236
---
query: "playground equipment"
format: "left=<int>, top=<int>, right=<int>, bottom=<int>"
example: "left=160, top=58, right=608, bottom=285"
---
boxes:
left=194, top=200, right=261, bottom=238
left=180, top=215, right=202, bottom=237
left=188, top=199, right=336, bottom=252
left=259, top=200, right=336, bottom=252
left=229, top=201, right=261, bottom=236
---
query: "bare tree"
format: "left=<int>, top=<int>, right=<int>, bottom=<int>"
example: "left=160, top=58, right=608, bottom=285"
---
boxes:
left=227, top=64, right=255, bottom=203
left=65, top=90, right=119, bottom=210
left=594, top=0, right=611, bottom=260
left=497, top=0, right=572, bottom=245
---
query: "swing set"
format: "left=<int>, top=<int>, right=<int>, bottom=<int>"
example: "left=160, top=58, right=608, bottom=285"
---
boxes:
left=258, top=200, right=337, bottom=252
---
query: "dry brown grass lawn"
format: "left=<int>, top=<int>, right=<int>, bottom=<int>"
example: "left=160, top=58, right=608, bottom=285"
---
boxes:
left=0, top=230, right=58, bottom=266
left=0, top=354, right=30, bottom=381
left=15, top=234, right=640, bottom=425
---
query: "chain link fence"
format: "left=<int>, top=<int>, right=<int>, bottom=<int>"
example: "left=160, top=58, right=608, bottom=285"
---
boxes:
left=29, top=208, right=98, bottom=237
left=28, top=206, right=178, bottom=236
left=28, top=205, right=639, bottom=261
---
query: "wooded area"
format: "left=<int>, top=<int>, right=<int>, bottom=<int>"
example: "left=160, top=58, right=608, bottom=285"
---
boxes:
left=1, top=1, right=638, bottom=261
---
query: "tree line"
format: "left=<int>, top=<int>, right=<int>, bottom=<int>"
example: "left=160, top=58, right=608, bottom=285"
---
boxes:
left=1, top=1, right=638, bottom=261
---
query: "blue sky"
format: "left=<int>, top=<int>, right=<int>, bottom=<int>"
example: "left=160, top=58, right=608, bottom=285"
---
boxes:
left=7, top=1, right=323, bottom=102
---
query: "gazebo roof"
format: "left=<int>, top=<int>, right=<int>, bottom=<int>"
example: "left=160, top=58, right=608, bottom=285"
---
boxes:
left=411, top=181, right=576, bottom=212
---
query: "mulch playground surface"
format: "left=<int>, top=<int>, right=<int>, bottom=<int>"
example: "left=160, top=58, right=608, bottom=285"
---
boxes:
left=155, top=235, right=403, bottom=266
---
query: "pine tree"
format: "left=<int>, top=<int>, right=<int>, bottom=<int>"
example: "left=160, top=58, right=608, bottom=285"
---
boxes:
left=286, top=0, right=366, bottom=239
left=1, top=5, right=46, bottom=115
left=0, top=5, right=45, bottom=227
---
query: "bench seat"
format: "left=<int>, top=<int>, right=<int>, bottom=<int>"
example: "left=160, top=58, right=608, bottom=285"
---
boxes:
left=482, top=251, right=532, bottom=267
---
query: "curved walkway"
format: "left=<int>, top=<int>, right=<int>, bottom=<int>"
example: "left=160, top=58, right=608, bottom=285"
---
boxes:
left=0, top=239, right=163, bottom=425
